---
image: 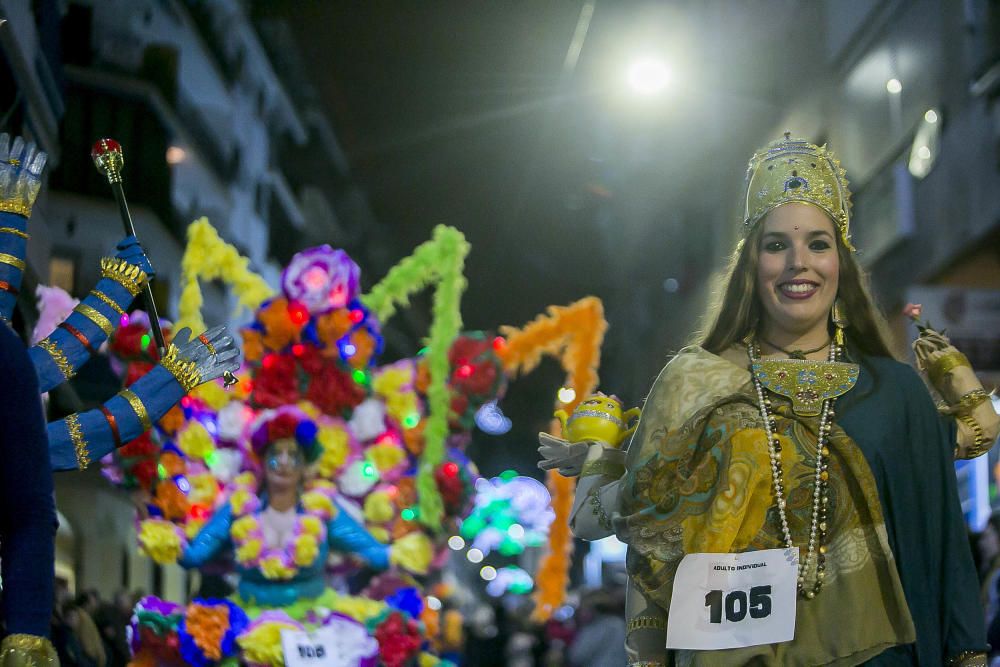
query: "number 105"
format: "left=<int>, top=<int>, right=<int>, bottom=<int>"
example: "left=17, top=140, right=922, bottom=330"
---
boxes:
left=704, top=585, right=772, bottom=623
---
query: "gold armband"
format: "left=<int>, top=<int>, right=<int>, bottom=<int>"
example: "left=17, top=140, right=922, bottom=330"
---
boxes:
left=74, top=303, right=114, bottom=336
left=37, top=338, right=72, bottom=380
left=956, top=413, right=991, bottom=460
left=0, top=633, right=59, bottom=666
left=0, top=226, right=29, bottom=240
left=0, top=252, right=25, bottom=271
left=119, top=388, right=152, bottom=431
left=90, top=289, right=125, bottom=316
left=100, top=256, right=148, bottom=296
left=627, top=616, right=667, bottom=634
left=65, top=413, right=90, bottom=470
left=945, top=388, right=992, bottom=416
left=928, top=350, right=972, bottom=388
left=581, top=458, right=626, bottom=479
left=160, top=343, right=201, bottom=392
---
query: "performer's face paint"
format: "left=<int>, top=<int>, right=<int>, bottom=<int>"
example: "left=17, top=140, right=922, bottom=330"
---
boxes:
left=756, top=203, right=840, bottom=342
left=265, top=438, right=304, bottom=491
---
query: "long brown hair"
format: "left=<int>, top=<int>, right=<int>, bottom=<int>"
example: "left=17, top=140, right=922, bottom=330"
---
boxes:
left=695, top=215, right=896, bottom=359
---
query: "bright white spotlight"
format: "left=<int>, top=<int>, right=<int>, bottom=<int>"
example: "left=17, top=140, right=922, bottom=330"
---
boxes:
left=886, top=78, right=902, bottom=94
left=917, top=146, right=931, bottom=160
left=924, top=109, right=938, bottom=124
left=166, top=146, right=186, bottom=164
left=627, top=57, right=671, bottom=95
left=467, top=548, right=484, bottom=563
left=448, top=535, right=466, bottom=551
left=557, top=387, right=576, bottom=404
left=480, top=565, right=498, bottom=581
left=427, top=596, right=442, bottom=611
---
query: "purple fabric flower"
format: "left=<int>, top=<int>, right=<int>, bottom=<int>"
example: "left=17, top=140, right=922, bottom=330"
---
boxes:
left=177, top=598, right=248, bottom=667
left=281, top=246, right=361, bottom=314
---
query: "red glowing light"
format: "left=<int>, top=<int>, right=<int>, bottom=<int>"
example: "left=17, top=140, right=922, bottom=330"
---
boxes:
left=262, top=354, right=277, bottom=370
left=376, top=432, right=398, bottom=446
left=292, top=343, right=306, bottom=357
left=442, top=462, right=460, bottom=478
left=492, top=336, right=507, bottom=352
left=385, top=485, right=398, bottom=498
left=244, top=380, right=254, bottom=392
left=456, top=364, right=474, bottom=378
left=349, top=309, right=364, bottom=324
left=287, top=301, right=310, bottom=325
left=189, top=504, right=209, bottom=520
left=180, top=397, right=191, bottom=408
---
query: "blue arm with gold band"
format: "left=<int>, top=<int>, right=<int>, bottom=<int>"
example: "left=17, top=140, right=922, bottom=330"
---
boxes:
left=30, top=241, right=153, bottom=392
left=0, top=211, right=30, bottom=319
left=47, top=327, right=241, bottom=471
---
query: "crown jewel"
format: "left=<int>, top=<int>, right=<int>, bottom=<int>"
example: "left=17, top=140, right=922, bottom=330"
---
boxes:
left=743, top=133, right=853, bottom=251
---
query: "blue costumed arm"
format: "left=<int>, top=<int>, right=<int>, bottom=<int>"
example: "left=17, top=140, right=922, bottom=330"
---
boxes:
left=0, top=323, right=55, bottom=639
left=30, top=236, right=154, bottom=392
left=47, top=326, right=241, bottom=471
left=327, top=501, right=389, bottom=570
left=178, top=502, right=233, bottom=568
left=0, top=136, right=46, bottom=322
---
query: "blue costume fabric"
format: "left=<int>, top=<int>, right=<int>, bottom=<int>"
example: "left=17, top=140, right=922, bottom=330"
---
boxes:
left=0, top=321, right=55, bottom=638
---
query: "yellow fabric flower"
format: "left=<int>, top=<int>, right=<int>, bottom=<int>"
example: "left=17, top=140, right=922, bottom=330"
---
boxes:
left=187, top=473, right=219, bottom=506
left=301, top=492, right=335, bottom=519
left=231, top=515, right=260, bottom=542
left=297, top=401, right=321, bottom=418
left=315, top=425, right=351, bottom=477
left=328, top=595, right=388, bottom=623
left=369, top=526, right=390, bottom=543
left=367, top=443, right=406, bottom=473
left=185, top=518, right=207, bottom=539
left=230, top=489, right=256, bottom=516
left=233, top=471, right=258, bottom=487
left=293, top=534, right=319, bottom=567
left=235, top=539, right=262, bottom=563
left=138, top=520, right=184, bottom=564
left=363, top=491, right=395, bottom=524
left=259, top=555, right=296, bottom=580
left=192, top=381, right=232, bottom=411
left=237, top=618, right=300, bottom=667
left=390, top=531, right=433, bottom=575
left=419, top=653, right=442, bottom=667
left=299, top=515, right=323, bottom=537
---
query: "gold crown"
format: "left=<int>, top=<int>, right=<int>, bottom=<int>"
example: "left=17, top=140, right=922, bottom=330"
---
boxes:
left=743, top=133, right=853, bottom=251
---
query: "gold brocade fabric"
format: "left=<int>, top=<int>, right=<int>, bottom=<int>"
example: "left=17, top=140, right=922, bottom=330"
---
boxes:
left=617, top=347, right=915, bottom=666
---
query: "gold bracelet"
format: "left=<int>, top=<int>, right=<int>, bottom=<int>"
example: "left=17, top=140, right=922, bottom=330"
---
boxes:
left=65, top=413, right=90, bottom=470
left=37, top=338, right=72, bottom=379
left=948, top=388, right=991, bottom=416
left=100, top=256, right=148, bottom=296
left=946, top=650, right=987, bottom=667
left=581, top=458, right=626, bottom=478
left=0, top=226, right=29, bottom=239
left=928, top=350, right=972, bottom=388
left=160, top=343, right=201, bottom=392
left=90, top=289, right=126, bottom=316
left=0, top=251, right=25, bottom=271
left=627, top=616, right=667, bottom=634
left=74, top=303, right=114, bottom=336
left=119, top=388, right=152, bottom=431
left=956, top=413, right=991, bottom=460
left=0, top=633, right=59, bottom=665
left=0, top=201, right=32, bottom=217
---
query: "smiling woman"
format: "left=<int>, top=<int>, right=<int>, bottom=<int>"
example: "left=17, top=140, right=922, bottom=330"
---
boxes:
left=543, top=135, right=998, bottom=666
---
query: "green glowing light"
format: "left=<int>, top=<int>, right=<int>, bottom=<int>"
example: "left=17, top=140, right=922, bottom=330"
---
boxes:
left=362, top=462, right=377, bottom=479
left=401, top=508, right=416, bottom=521
left=403, top=413, right=420, bottom=428
left=141, top=334, right=151, bottom=350
left=157, top=463, right=167, bottom=480
left=499, top=469, right=518, bottom=481
left=352, top=369, right=369, bottom=385
left=204, top=452, right=218, bottom=466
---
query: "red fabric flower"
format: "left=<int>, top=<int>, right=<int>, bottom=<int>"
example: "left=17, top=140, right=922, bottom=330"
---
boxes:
left=448, top=336, right=490, bottom=366
left=119, top=432, right=157, bottom=458
left=374, top=612, right=422, bottom=667
left=451, top=360, right=497, bottom=397
left=305, top=362, right=366, bottom=417
left=448, top=393, right=469, bottom=428
left=132, top=458, right=158, bottom=490
left=111, top=322, right=148, bottom=358
left=251, top=354, right=300, bottom=408
left=435, top=464, right=466, bottom=510
left=267, top=413, right=300, bottom=442
left=296, top=343, right=325, bottom=375
left=126, top=361, right=155, bottom=387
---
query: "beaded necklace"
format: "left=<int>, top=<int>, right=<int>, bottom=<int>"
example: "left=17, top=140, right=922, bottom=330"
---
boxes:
left=747, top=339, right=840, bottom=599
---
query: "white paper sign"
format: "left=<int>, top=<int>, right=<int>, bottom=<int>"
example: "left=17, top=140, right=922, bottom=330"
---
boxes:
left=281, top=620, right=379, bottom=667
left=666, top=548, right=798, bottom=650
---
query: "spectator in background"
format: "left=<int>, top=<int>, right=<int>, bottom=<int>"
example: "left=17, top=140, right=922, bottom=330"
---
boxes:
left=567, top=589, right=626, bottom=667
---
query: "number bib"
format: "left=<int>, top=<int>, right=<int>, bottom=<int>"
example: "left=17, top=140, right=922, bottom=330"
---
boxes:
left=281, top=620, right=379, bottom=667
left=665, top=548, right=799, bottom=650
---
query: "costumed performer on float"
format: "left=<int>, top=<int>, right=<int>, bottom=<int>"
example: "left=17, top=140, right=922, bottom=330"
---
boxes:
left=0, top=134, right=240, bottom=666
left=541, top=134, right=998, bottom=666
left=177, top=406, right=392, bottom=606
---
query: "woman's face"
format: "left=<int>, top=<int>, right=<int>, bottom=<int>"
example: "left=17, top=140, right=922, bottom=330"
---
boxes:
left=264, top=438, right=304, bottom=492
left=755, top=203, right=840, bottom=339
